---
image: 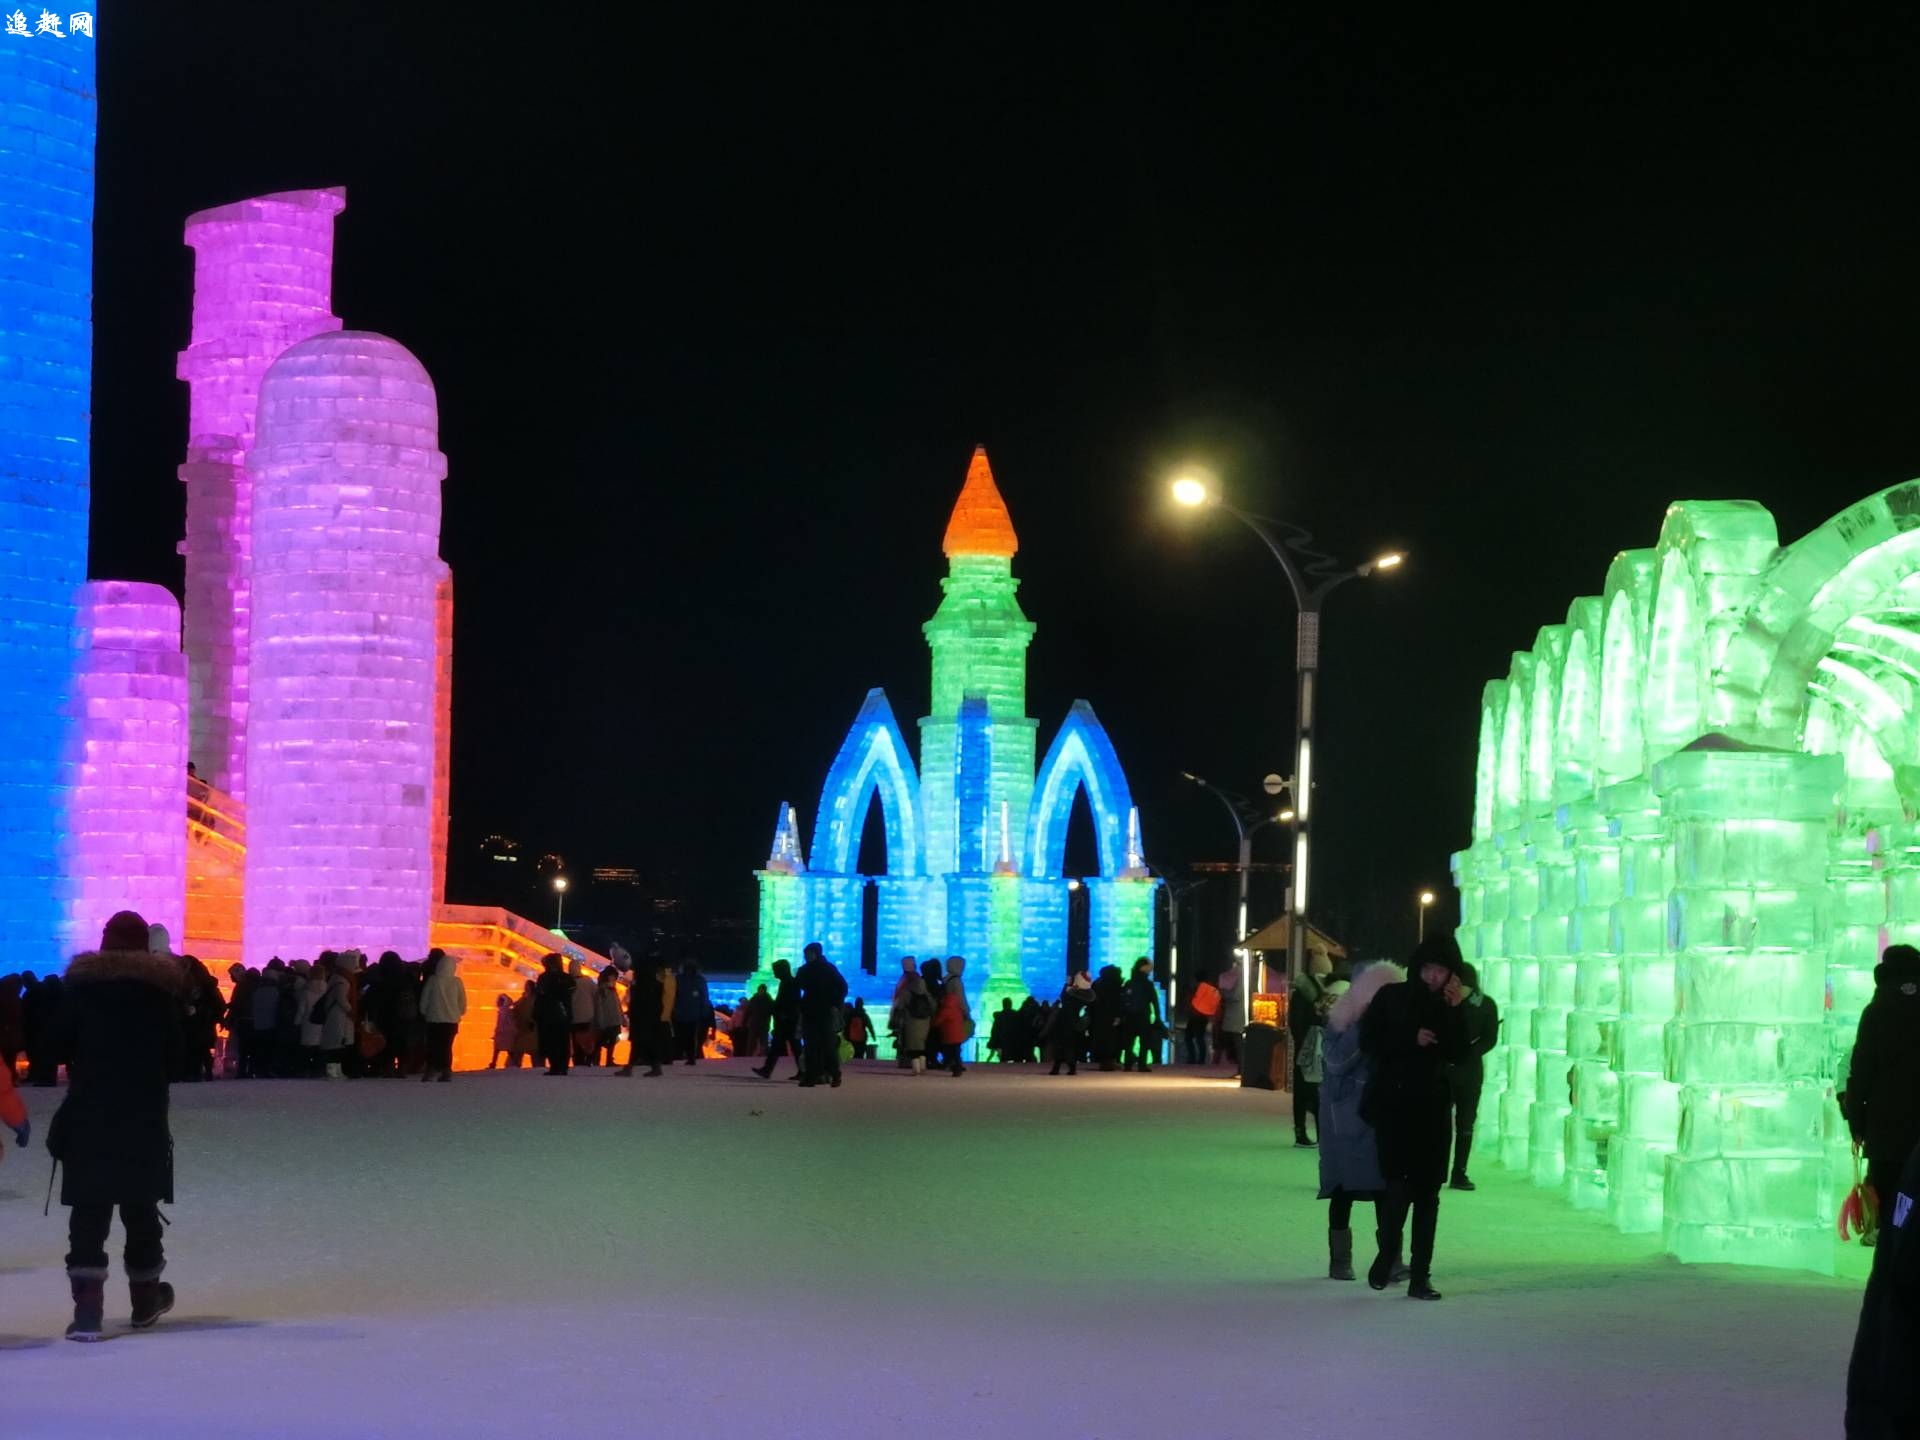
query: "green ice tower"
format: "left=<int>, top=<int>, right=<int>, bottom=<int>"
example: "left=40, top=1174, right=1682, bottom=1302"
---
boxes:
left=921, top=448, right=1038, bottom=953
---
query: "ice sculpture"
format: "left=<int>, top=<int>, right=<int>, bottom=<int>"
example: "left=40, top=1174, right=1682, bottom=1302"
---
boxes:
left=0, top=32, right=96, bottom=974
left=177, top=188, right=346, bottom=801
left=754, top=448, right=1157, bottom=1025
left=242, top=332, right=447, bottom=964
left=1452, top=487, right=1920, bottom=1272
left=56, top=582, right=190, bottom=958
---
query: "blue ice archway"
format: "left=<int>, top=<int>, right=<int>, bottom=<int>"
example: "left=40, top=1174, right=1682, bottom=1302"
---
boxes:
left=1025, top=701, right=1138, bottom=879
left=809, top=688, right=925, bottom=877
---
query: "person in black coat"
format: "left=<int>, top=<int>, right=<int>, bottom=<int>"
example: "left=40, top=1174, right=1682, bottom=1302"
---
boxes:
left=1847, top=1122, right=1920, bottom=1437
left=1359, top=934, right=1468, bottom=1300
left=23, top=972, right=64, bottom=1087
left=617, top=957, right=668, bottom=1077
left=918, top=958, right=948, bottom=1071
left=47, top=910, right=184, bottom=1341
left=533, top=953, right=575, bottom=1076
left=795, top=943, right=849, bottom=1088
left=754, top=960, right=801, bottom=1080
left=1090, top=965, right=1126, bottom=1071
left=1121, top=957, right=1163, bottom=1073
left=1847, top=944, right=1920, bottom=1213
left=1447, top=962, right=1501, bottom=1191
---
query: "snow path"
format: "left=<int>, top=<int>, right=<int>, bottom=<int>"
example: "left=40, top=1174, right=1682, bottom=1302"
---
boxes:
left=0, top=1064, right=1866, bottom=1439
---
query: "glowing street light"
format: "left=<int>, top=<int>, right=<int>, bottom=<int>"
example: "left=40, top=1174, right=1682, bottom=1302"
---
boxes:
left=553, top=875, right=569, bottom=932
left=1168, top=463, right=1406, bottom=986
left=1418, top=888, right=1437, bottom=942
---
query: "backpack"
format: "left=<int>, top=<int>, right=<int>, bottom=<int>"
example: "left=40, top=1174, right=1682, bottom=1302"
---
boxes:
left=907, top=990, right=933, bottom=1020
left=1190, top=981, right=1221, bottom=1018
left=1297, top=1025, right=1325, bottom=1085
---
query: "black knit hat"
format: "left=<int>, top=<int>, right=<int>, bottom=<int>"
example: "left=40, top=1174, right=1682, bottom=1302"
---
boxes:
left=1409, top=934, right=1465, bottom=979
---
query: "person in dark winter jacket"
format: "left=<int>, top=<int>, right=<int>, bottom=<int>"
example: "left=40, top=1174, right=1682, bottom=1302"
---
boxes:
left=795, top=942, right=849, bottom=1088
left=617, top=957, right=672, bottom=1077
left=672, top=956, right=712, bottom=1065
left=1359, top=934, right=1468, bottom=1301
left=1847, top=1126, right=1920, bottom=1437
left=1318, top=964, right=1403, bottom=1281
left=1447, top=962, right=1501, bottom=1191
left=47, top=910, right=184, bottom=1341
left=0, top=973, right=23, bottom=1075
left=1090, top=965, right=1126, bottom=1071
left=1049, top=972, right=1093, bottom=1075
left=1848, top=944, right=1920, bottom=1216
left=24, top=972, right=64, bottom=1087
left=1121, top=957, right=1163, bottom=1072
left=534, top=954, right=575, bottom=1075
left=1289, top=952, right=1335, bottom=1145
left=178, top=955, right=222, bottom=1082
left=754, top=960, right=801, bottom=1080
left=224, top=964, right=255, bottom=1078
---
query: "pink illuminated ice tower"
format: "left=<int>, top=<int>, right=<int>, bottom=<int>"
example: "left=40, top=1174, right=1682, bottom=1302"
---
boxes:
left=177, top=188, right=346, bottom=802
left=241, top=332, right=448, bottom=965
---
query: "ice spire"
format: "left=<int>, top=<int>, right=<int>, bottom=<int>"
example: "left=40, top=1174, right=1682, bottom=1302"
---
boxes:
left=766, top=802, right=806, bottom=874
left=942, top=445, right=1018, bottom=558
left=1121, top=805, right=1150, bottom=878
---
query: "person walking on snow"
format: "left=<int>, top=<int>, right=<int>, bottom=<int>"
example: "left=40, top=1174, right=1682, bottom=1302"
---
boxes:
left=933, top=956, right=972, bottom=1076
left=1317, top=963, right=1405, bottom=1283
left=420, top=950, right=466, bottom=1082
left=894, top=969, right=933, bottom=1074
left=1289, top=951, right=1335, bottom=1146
left=1360, top=935, right=1469, bottom=1301
left=617, top=956, right=673, bottom=1077
left=1448, top=961, right=1501, bottom=1191
left=672, top=955, right=711, bottom=1065
left=753, top=960, right=801, bottom=1080
left=888, top=957, right=919, bottom=1067
left=795, top=942, right=848, bottom=1088
left=592, top=965, right=623, bottom=1068
left=1049, top=972, right=1092, bottom=1075
left=567, top=958, right=597, bottom=1066
left=47, top=910, right=183, bottom=1342
left=535, top=954, right=575, bottom=1075
left=1122, top=956, right=1163, bottom=1072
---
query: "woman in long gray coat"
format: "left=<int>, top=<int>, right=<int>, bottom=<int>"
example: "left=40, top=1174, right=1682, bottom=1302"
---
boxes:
left=1317, top=961, right=1403, bottom=1282
left=895, top=972, right=932, bottom=1074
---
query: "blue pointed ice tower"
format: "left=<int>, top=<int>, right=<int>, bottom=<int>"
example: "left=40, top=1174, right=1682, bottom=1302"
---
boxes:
left=0, top=30, right=97, bottom=973
left=753, top=449, right=1158, bottom=1030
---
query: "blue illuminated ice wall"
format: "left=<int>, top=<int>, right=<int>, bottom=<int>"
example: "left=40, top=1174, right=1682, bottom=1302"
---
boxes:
left=0, top=30, right=96, bottom=974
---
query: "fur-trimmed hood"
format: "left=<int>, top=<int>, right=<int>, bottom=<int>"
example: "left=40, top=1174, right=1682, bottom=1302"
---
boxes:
left=1327, top=961, right=1404, bottom=1033
left=64, top=948, right=185, bottom=992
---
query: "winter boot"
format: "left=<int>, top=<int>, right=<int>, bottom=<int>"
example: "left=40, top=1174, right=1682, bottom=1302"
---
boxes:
left=1328, top=1228, right=1356, bottom=1281
left=65, top=1270, right=106, bottom=1343
left=129, top=1277, right=175, bottom=1329
left=1368, top=1232, right=1409, bottom=1290
left=911, top=1057, right=925, bottom=1075
left=1449, top=1173, right=1476, bottom=1192
left=615, top=1065, right=633, bottom=1076
left=437, top=1070, right=451, bottom=1082
left=1407, top=1276, right=1443, bottom=1301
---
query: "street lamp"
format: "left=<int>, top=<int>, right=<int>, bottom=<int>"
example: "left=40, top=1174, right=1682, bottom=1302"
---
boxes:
left=1418, top=888, right=1436, bottom=942
left=1182, top=771, right=1290, bottom=1028
left=553, top=875, right=569, bottom=932
left=1171, top=470, right=1405, bottom=988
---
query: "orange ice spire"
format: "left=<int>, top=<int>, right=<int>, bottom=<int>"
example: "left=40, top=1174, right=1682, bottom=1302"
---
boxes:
left=942, top=445, right=1018, bottom=558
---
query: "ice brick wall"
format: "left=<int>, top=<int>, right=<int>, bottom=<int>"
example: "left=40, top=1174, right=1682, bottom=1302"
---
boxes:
left=0, top=32, right=94, bottom=975
left=177, top=187, right=345, bottom=800
left=56, top=582, right=188, bottom=958
left=243, top=331, right=445, bottom=963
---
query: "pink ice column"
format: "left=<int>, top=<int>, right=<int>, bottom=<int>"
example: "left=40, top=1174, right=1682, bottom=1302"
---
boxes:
left=56, top=582, right=189, bottom=959
left=177, top=187, right=346, bottom=802
left=242, top=331, right=447, bottom=965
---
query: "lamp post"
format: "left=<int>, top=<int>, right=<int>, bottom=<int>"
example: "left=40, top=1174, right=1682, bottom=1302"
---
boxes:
left=553, top=875, right=569, bottom=933
left=1181, top=771, right=1290, bottom=1028
left=1173, top=471, right=1403, bottom=990
left=1418, top=888, right=1436, bottom=943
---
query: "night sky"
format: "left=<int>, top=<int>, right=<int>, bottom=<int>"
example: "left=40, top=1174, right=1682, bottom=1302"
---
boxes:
left=84, top=7, right=1920, bottom=962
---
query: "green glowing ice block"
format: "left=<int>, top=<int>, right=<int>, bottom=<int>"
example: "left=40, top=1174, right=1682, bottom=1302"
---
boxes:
left=1657, top=749, right=1841, bottom=1273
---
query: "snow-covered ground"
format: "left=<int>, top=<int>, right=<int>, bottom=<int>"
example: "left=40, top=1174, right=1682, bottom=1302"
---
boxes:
left=0, top=1062, right=1867, bottom=1439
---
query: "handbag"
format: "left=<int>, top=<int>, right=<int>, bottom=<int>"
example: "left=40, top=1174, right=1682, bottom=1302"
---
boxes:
left=1840, top=1143, right=1879, bottom=1243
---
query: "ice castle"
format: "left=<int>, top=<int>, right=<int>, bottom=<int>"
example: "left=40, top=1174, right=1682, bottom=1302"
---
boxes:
left=1455, top=486, right=1920, bottom=1273
left=754, top=448, right=1157, bottom=1015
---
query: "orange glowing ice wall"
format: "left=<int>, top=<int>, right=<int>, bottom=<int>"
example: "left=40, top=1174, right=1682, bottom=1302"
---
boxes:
left=242, top=332, right=447, bottom=964
left=432, top=565, right=454, bottom=905
left=177, top=188, right=345, bottom=801
left=55, top=582, right=190, bottom=959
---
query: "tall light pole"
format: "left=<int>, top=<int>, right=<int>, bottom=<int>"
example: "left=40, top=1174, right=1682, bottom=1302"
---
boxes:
left=1173, top=471, right=1403, bottom=989
left=1182, top=772, right=1290, bottom=1028
left=1418, top=888, right=1436, bottom=942
left=553, top=875, right=569, bottom=933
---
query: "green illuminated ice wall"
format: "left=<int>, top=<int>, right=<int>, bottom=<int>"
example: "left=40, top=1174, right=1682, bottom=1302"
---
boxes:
left=1454, top=485, right=1920, bottom=1272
